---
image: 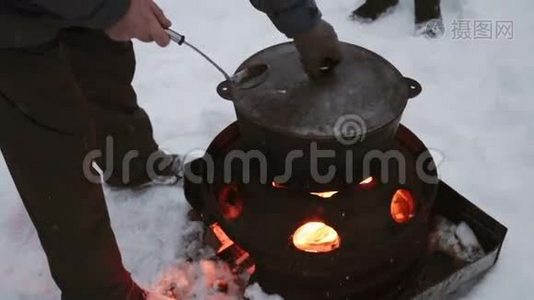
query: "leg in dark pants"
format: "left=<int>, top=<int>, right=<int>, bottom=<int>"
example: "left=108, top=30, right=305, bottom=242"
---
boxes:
left=351, top=0, right=442, bottom=24
left=351, top=0, right=443, bottom=38
left=0, top=40, right=145, bottom=299
left=59, top=28, right=161, bottom=187
left=351, top=0, right=399, bottom=21
left=414, top=0, right=442, bottom=24
left=414, top=0, right=443, bottom=38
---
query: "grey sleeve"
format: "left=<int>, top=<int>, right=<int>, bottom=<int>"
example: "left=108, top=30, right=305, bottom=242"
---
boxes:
left=30, top=0, right=130, bottom=29
left=250, top=0, right=321, bottom=38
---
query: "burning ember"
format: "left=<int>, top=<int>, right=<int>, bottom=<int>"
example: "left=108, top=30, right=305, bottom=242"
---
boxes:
left=292, top=222, right=341, bottom=253
left=209, top=223, right=256, bottom=276
left=391, top=189, right=416, bottom=224
left=210, top=223, right=235, bottom=254
left=153, top=259, right=242, bottom=300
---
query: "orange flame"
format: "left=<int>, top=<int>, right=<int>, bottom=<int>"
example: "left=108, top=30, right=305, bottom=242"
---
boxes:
left=292, top=222, right=341, bottom=253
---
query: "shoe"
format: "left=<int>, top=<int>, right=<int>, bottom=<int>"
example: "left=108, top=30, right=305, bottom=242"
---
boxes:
left=135, top=152, right=184, bottom=189
left=103, top=150, right=183, bottom=189
left=414, top=0, right=444, bottom=38
left=351, top=0, right=399, bottom=22
left=415, top=18, right=445, bottom=38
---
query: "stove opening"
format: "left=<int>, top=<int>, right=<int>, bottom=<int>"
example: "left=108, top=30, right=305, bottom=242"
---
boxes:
left=391, top=189, right=416, bottom=224
left=358, top=176, right=377, bottom=189
left=218, top=184, right=244, bottom=220
left=310, top=191, right=339, bottom=199
left=292, top=222, right=341, bottom=253
left=271, top=181, right=288, bottom=189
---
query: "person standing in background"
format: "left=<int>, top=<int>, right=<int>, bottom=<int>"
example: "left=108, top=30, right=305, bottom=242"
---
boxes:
left=351, top=0, right=444, bottom=38
left=0, top=0, right=342, bottom=299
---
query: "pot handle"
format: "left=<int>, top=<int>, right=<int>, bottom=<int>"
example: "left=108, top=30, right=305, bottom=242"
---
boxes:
left=404, top=77, right=422, bottom=99
left=216, top=64, right=269, bottom=101
left=217, top=80, right=234, bottom=101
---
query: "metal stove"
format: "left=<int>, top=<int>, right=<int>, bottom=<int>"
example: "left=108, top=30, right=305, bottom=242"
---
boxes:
left=182, top=42, right=507, bottom=299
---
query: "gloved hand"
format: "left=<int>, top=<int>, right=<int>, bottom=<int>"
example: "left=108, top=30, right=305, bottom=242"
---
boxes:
left=106, top=0, right=172, bottom=47
left=294, top=20, right=343, bottom=79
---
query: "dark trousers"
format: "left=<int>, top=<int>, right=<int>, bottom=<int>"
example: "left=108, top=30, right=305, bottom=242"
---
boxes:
left=0, top=29, right=157, bottom=299
left=363, top=0, right=441, bottom=22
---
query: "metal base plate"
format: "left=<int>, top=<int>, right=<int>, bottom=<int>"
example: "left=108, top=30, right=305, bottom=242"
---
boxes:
left=401, top=181, right=507, bottom=299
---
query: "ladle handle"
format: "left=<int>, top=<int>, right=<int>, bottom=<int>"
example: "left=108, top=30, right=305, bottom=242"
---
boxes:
left=166, top=28, right=185, bottom=45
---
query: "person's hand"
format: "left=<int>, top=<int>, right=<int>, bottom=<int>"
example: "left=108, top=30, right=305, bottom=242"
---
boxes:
left=294, top=20, right=343, bottom=79
left=106, top=0, right=172, bottom=47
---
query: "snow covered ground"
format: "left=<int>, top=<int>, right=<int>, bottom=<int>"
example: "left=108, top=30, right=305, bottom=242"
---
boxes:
left=1, top=0, right=533, bottom=299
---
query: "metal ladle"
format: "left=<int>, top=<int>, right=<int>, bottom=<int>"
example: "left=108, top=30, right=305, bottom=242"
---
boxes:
left=166, top=28, right=268, bottom=98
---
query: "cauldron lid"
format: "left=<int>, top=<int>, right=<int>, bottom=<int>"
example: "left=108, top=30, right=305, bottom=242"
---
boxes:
left=229, top=42, right=420, bottom=138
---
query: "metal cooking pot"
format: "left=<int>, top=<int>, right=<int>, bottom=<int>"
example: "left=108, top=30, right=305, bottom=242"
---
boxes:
left=216, top=42, right=422, bottom=188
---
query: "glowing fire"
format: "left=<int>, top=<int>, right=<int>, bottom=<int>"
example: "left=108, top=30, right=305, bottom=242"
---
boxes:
left=154, top=259, right=239, bottom=299
left=210, top=223, right=234, bottom=254
left=310, top=191, right=339, bottom=198
left=391, top=189, right=416, bottom=224
left=292, top=222, right=341, bottom=253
